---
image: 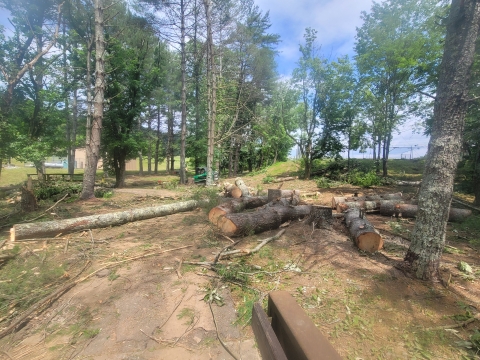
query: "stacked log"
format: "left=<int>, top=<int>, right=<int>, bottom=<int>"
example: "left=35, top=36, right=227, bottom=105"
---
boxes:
left=217, top=203, right=311, bottom=236
left=224, top=182, right=242, bottom=198
left=235, top=178, right=251, bottom=197
left=379, top=203, right=472, bottom=222
left=344, top=208, right=383, bottom=253
left=208, top=196, right=269, bottom=226
left=332, top=192, right=402, bottom=209
left=336, top=199, right=403, bottom=213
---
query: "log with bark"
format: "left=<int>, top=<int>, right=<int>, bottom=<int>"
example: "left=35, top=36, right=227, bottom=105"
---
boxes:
left=217, top=203, right=311, bottom=236
left=267, top=189, right=301, bottom=202
left=336, top=199, right=404, bottom=213
left=223, top=182, right=242, bottom=198
left=10, top=199, right=203, bottom=241
left=307, top=205, right=332, bottom=228
left=332, top=193, right=402, bottom=209
left=235, top=178, right=251, bottom=197
left=21, top=186, right=37, bottom=212
left=344, top=208, right=383, bottom=253
left=379, top=203, right=472, bottom=222
left=208, top=196, right=269, bottom=226
left=396, top=180, right=421, bottom=186
left=271, top=176, right=297, bottom=183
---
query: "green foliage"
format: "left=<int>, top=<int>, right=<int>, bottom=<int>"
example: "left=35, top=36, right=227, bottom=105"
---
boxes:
left=191, top=186, right=220, bottom=213
left=33, top=181, right=82, bottom=200
left=94, top=188, right=113, bottom=199
left=315, top=177, right=331, bottom=189
left=348, top=170, right=383, bottom=187
left=262, top=176, right=274, bottom=184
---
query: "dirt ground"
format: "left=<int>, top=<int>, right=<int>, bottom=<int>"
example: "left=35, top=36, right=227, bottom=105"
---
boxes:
left=0, top=174, right=479, bottom=359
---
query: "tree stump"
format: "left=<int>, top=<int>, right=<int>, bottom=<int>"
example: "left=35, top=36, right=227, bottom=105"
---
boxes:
left=21, top=186, right=37, bottom=212
left=307, top=205, right=332, bottom=228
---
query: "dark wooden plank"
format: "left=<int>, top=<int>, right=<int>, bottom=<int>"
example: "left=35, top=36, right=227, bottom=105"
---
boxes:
left=251, top=302, right=288, bottom=360
left=268, top=291, right=342, bottom=360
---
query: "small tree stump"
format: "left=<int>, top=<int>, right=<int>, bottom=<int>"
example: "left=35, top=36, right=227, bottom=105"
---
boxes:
left=21, top=186, right=37, bottom=212
left=307, top=205, right=332, bottom=228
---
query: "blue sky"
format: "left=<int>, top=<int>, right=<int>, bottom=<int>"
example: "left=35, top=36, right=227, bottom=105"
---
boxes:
left=254, top=0, right=430, bottom=158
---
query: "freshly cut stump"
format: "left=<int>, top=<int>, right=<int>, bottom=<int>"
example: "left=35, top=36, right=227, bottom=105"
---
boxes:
left=307, top=205, right=332, bottom=228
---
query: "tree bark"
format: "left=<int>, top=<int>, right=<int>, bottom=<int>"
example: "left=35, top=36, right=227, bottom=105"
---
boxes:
left=344, top=208, right=383, bottom=253
left=268, top=189, right=301, bottom=202
left=380, top=203, right=472, bottom=222
left=218, top=204, right=311, bottom=236
left=235, top=178, right=250, bottom=197
left=405, top=0, right=480, bottom=280
left=11, top=200, right=202, bottom=241
left=179, top=0, right=187, bottom=184
left=80, top=0, right=105, bottom=199
left=208, top=196, right=269, bottom=225
left=223, top=183, right=242, bottom=198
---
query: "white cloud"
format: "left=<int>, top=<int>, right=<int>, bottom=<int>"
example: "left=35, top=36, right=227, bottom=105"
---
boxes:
left=255, top=0, right=374, bottom=74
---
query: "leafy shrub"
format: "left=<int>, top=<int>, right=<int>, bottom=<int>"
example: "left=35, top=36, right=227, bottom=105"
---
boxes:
left=315, top=177, right=331, bottom=189
left=33, top=182, right=82, bottom=200
left=94, top=187, right=113, bottom=198
left=348, top=171, right=383, bottom=187
left=262, top=176, right=274, bottom=184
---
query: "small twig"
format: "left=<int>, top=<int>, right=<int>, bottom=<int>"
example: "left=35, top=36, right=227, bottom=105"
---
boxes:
left=20, top=193, right=69, bottom=223
left=89, top=229, right=94, bottom=245
left=221, top=234, right=235, bottom=243
left=213, top=238, right=243, bottom=264
left=426, top=314, right=480, bottom=331
left=158, top=288, right=188, bottom=331
left=64, top=238, right=69, bottom=254
left=175, top=257, right=183, bottom=279
left=219, top=229, right=286, bottom=259
left=208, top=301, right=239, bottom=360
left=139, top=329, right=195, bottom=351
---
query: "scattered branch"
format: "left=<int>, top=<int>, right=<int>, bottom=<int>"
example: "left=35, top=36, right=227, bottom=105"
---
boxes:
left=426, top=313, right=480, bottom=331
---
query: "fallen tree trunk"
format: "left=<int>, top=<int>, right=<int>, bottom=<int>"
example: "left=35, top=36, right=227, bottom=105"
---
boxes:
left=218, top=204, right=311, bottom=236
left=396, top=180, right=421, bottom=186
left=332, top=193, right=402, bottom=209
left=344, top=208, right=383, bottom=253
left=10, top=200, right=203, bottom=241
left=208, top=196, right=269, bottom=226
left=272, top=176, right=297, bottom=183
left=337, top=199, right=403, bottom=213
left=235, top=178, right=251, bottom=197
left=379, top=203, right=472, bottom=222
left=224, top=183, right=242, bottom=198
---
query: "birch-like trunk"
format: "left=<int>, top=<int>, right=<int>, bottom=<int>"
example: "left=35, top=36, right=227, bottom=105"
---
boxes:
left=179, top=0, right=187, bottom=184
left=405, top=0, right=480, bottom=280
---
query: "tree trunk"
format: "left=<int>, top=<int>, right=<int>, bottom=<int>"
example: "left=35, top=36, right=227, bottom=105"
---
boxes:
left=155, top=105, right=161, bottom=174
left=218, top=204, right=312, bottom=236
left=68, top=88, right=78, bottom=176
left=179, top=0, right=187, bottom=184
left=81, top=0, right=105, bottom=199
left=208, top=196, right=269, bottom=225
left=114, top=150, right=127, bottom=188
left=405, top=0, right=480, bottom=280
left=21, top=186, right=37, bottom=212
left=138, top=151, right=143, bottom=176
left=11, top=200, right=202, bottom=241
left=344, top=208, right=383, bottom=253
left=474, top=148, right=480, bottom=205
left=380, top=203, right=472, bottom=222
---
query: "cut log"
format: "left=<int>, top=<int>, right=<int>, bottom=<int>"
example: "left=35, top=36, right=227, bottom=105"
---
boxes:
left=235, top=177, right=251, bottom=197
left=307, top=205, right=332, bottom=228
left=208, top=196, right=269, bottom=226
left=10, top=200, right=203, bottom=241
left=268, top=189, right=301, bottom=202
left=333, top=193, right=402, bottom=209
left=272, top=176, right=297, bottom=183
left=218, top=204, right=311, bottom=236
left=337, top=199, right=403, bottom=213
left=344, top=208, right=383, bottom=253
left=396, top=180, right=421, bottom=186
left=379, top=203, right=472, bottom=222
left=224, top=182, right=242, bottom=198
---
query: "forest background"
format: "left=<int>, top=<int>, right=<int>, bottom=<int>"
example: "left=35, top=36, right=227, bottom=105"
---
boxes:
left=0, top=0, right=479, bottom=204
